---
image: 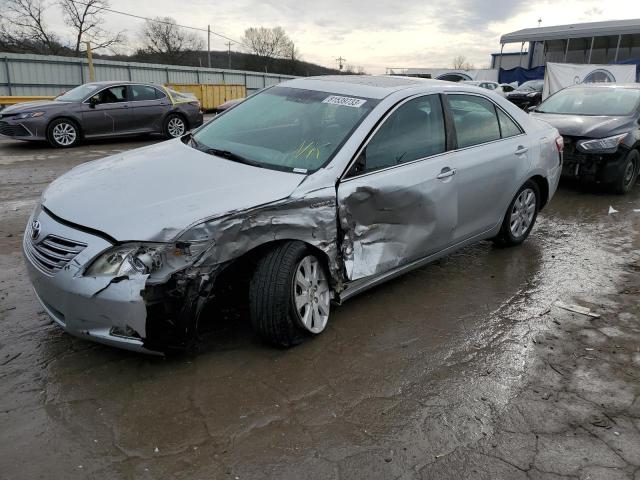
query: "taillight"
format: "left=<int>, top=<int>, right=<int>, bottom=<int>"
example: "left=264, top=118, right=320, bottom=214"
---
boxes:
left=555, top=136, right=564, bottom=153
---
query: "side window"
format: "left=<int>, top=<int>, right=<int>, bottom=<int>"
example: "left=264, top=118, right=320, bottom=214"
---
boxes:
left=131, top=85, right=159, bottom=101
left=497, top=108, right=523, bottom=138
left=448, top=95, right=501, bottom=148
left=154, top=88, right=167, bottom=99
left=356, top=95, right=446, bottom=174
left=91, top=86, right=128, bottom=104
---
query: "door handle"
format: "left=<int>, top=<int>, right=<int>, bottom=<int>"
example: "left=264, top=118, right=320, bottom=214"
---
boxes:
left=436, top=167, right=456, bottom=180
left=515, top=146, right=528, bottom=155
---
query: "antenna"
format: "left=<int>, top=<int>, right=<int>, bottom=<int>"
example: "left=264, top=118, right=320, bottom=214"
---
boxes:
left=336, top=56, right=346, bottom=71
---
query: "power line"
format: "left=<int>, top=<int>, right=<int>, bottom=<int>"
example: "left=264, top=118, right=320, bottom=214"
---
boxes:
left=67, top=0, right=249, bottom=49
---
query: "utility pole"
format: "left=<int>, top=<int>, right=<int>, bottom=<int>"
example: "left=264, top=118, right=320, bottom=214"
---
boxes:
left=85, top=41, right=95, bottom=82
left=225, top=41, right=233, bottom=69
left=538, top=18, right=542, bottom=28
left=336, top=56, right=346, bottom=71
left=207, top=25, right=211, bottom=68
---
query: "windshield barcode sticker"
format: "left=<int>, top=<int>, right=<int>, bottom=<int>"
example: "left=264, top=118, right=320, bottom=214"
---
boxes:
left=322, top=95, right=366, bottom=108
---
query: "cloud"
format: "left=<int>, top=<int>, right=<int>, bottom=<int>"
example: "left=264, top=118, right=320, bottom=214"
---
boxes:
left=41, top=0, right=640, bottom=73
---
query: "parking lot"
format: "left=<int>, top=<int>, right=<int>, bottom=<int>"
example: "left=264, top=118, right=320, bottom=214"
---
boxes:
left=1, top=135, right=640, bottom=479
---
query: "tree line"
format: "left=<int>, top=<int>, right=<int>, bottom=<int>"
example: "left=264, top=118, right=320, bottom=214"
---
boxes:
left=0, top=0, right=342, bottom=76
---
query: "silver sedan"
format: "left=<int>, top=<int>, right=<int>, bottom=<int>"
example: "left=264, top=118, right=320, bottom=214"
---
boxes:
left=23, top=75, right=563, bottom=353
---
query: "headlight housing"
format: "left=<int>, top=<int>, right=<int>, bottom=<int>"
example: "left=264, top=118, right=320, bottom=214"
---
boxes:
left=85, top=241, right=211, bottom=278
left=16, top=111, right=45, bottom=120
left=526, top=92, right=538, bottom=98
left=577, top=133, right=628, bottom=154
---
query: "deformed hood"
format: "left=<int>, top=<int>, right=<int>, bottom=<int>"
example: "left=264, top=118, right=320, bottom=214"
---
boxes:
left=42, top=139, right=305, bottom=242
left=531, top=113, right=632, bottom=138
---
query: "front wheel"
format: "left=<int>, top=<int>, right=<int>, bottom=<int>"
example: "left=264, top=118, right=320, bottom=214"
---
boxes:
left=164, top=114, right=187, bottom=139
left=610, top=149, right=639, bottom=194
left=493, top=180, right=540, bottom=247
left=249, top=242, right=331, bottom=348
left=47, top=118, right=80, bottom=148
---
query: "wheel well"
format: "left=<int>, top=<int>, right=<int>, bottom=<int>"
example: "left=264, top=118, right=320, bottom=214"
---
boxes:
left=212, top=240, right=334, bottom=290
left=529, top=175, right=549, bottom=210
left=48, top=116, right=83, bottom=138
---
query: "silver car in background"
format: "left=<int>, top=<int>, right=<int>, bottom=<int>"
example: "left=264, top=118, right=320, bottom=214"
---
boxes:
left=23, top=76, right=563, bottom=354
left=0, top=81, right=203, bottom=147
left=462, top=80, right=506, bottom=97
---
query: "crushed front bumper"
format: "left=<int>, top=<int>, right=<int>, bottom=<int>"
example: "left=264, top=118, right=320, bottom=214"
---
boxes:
left=22, top=207, right=161, bottom=354
left=561, top=138, right=629, bottom=184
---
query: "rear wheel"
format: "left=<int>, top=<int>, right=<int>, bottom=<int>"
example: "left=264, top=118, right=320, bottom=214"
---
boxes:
left=249, top=242, right=331, bottom=348
left=47, top=118, right=80, bottom=148
left=610, top=149, right=639, bottom=194
left=493, top=180, right=540, bottom=247
left=164, top=113, right=187, bottom=139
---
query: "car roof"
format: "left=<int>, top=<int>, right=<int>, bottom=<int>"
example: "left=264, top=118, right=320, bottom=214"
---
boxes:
left=84, top=80, right=163, bottom=88
left=564, top=83, right=640, bottom=90
left=281, top=75, right=448, bottom=99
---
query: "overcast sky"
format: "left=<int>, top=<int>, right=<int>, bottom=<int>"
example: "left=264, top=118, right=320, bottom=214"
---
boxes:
left=46, top=0, right=640, bottom=73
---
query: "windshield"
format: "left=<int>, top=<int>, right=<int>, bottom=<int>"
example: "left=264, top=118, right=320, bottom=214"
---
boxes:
left=191, top=86, right=378, bottom=172
left=538, top=87, right=640, bottom=116
left=55, top=83, right=102, bottom=102
left=516, top=80, right=543, bottom=92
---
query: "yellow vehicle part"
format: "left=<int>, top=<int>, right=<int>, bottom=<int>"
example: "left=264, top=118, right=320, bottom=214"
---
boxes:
left=165, top=84, right=246, bottom=110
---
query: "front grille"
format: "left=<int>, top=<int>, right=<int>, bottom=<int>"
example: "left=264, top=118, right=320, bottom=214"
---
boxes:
left=0, top=121, right=30, bottom=137
left=25, top=234, right=87, bottom=275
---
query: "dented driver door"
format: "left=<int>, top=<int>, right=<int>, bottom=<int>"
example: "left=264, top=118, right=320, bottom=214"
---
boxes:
left=337, top=94, right=458, bottom=281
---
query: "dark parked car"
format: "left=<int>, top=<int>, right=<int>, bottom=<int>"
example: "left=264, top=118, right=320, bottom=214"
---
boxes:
left=532, top=83, right=640, bottom=193
left=506, top=80, right=544, bottom=110
left=0, top=81, right=203, bottom=147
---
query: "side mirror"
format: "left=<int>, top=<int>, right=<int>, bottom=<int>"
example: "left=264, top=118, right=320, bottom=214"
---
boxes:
left=527, top=105, right=537, bottom=113
left=89, top=97, right=98, bottom=108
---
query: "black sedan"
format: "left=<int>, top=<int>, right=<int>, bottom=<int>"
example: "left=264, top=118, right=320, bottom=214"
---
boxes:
left=506, top=80, right=544, bottom=110
left=531, top=83, right=640, bottom=193
left=0, top=81, right=204, bottom=147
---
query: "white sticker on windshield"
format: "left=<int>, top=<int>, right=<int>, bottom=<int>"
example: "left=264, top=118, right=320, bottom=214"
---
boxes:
left=322, top=95, right=366, bottom=108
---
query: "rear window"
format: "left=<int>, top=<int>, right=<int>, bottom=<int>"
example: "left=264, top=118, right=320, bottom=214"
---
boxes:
left=538, top=87, right=640, bottom=116
left=449, top=95, right=501, bottom=148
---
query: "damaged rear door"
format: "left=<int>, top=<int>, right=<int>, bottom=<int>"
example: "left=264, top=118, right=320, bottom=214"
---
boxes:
left=337, top=94, right=457, bottom=280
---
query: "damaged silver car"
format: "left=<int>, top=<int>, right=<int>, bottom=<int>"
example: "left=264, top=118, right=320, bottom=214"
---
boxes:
left=23, top=76, right=563, bottom=354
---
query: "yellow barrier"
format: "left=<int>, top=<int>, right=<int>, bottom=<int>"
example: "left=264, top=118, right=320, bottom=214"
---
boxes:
left=166, top=84, right=246, bottom=111
left=0, top=96, right=54, bottom=106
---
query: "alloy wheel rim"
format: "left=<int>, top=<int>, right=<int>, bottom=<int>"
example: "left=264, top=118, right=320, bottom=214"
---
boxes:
left=52, top=123, right=76, bottom=146
left=509, top=188, right=536, bottom=239
left=167, top=118, right=185, bottom=137
left=292, top=255, right=330, bottom=334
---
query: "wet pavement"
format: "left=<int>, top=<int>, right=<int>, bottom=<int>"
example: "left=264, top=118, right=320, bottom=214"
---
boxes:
left=1, top=136, right=640, bottom=480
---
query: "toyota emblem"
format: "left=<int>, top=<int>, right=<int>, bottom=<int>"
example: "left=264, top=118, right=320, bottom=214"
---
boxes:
left=31, top=220, right=41, bottom=240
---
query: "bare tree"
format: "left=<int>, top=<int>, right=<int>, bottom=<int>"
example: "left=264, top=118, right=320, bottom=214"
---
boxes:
left=241, top=26, right=295, bottom=71
left=59, top=0, right=125, bottom=56
left=0, top=0, right=61, bottom=53
left=139, top=17, right=204, bottom=62
left=452, top=55, right=474, bottom=70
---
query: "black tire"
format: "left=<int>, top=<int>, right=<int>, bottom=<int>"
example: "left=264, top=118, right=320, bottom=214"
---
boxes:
left=164, top=113, right=187, bottom=139
left=249, top=241, right=329, bottom=348
left=493, top=180, right=540, bottom=247
left=46, top=118, right=80, bottom=148
left=610, top=149, right=639, bottom=194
